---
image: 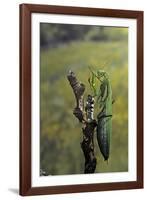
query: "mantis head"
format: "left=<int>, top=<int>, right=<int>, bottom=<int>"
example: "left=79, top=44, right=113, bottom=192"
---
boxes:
left=96, top=70, right=109, bottom=81
left=89, top=67, right=109, bottom=83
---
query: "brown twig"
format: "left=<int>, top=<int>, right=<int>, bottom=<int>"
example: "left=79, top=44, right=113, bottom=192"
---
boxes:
left=67, top=70, right=85, bottom=122
left=67, top=71, right=97, bottom=173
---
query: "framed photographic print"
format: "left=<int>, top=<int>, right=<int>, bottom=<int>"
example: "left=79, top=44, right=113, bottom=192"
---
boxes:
left=19, top=4, right=143, bottom=196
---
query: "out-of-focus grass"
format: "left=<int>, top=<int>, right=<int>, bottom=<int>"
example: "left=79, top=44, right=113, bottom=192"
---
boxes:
left=40, top=40, right=128, bottom=175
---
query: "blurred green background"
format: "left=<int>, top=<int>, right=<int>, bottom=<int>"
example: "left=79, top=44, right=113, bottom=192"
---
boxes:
left=40, top=23, right=128, bottom=175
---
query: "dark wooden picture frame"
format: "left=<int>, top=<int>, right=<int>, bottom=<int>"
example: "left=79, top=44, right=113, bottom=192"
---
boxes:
left=20, top=3, right=143, bottom=196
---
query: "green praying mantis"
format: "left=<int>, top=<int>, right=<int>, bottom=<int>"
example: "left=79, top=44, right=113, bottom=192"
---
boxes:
left=88, top=68, right=113, bottom=161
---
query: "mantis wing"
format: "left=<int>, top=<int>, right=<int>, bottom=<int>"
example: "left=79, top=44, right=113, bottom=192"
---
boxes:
left=96, top=79, right=112, bottom=161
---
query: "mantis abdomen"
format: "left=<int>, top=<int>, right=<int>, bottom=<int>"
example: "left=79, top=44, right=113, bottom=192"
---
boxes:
left=97, top=110, right=112, bottom=161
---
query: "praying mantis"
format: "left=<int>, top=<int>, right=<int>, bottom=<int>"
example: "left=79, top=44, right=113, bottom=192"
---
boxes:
left=88, top=68, right=113, bottom=161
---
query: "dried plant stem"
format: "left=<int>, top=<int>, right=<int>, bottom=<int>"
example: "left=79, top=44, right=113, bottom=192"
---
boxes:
left=67, top=71, right=97, bottom=173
